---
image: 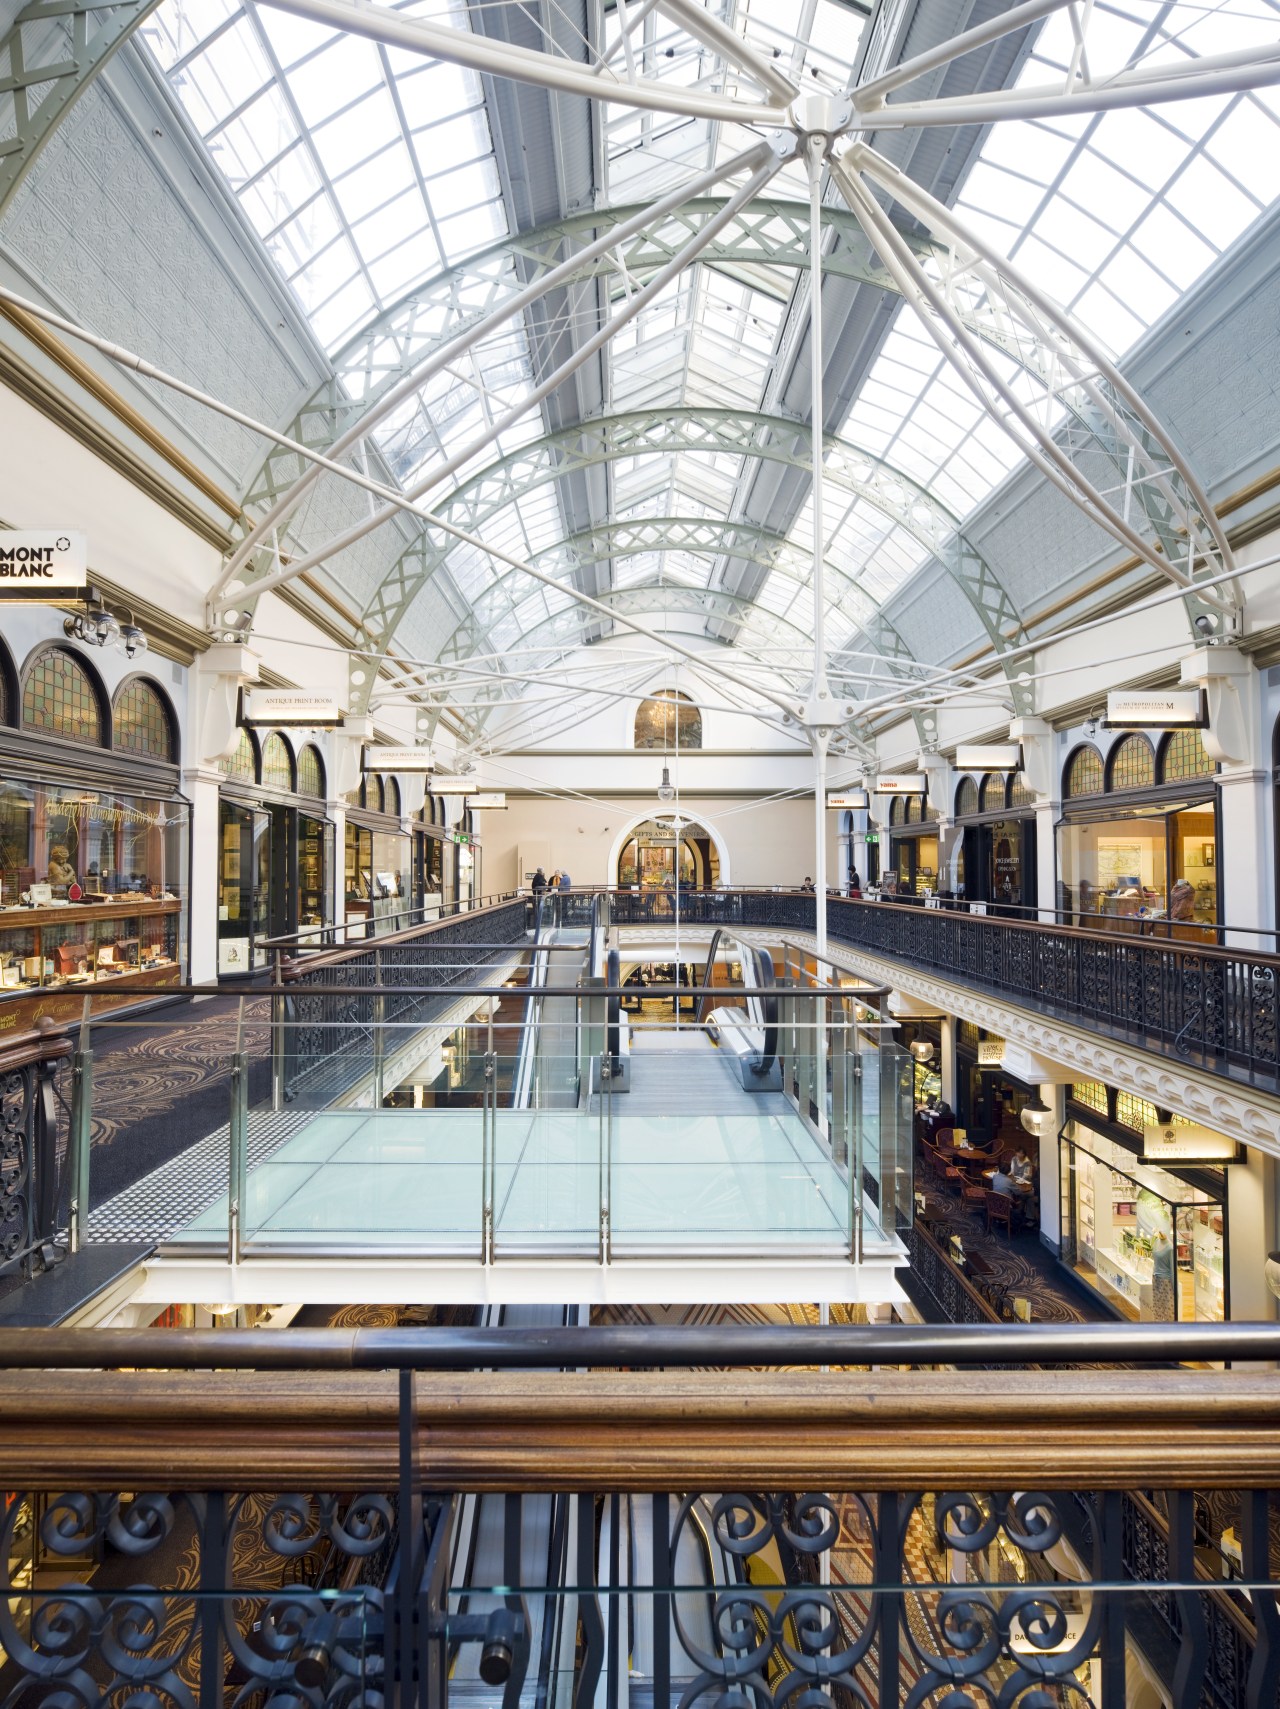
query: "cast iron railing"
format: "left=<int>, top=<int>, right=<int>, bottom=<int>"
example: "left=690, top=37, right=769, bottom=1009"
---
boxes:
left=0, top=1325, right=1277, bottom=1709
left=0, top=1020, right=71, bottom=1279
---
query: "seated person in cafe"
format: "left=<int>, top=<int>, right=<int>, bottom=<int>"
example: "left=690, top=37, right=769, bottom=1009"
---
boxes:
left=991, top=1162, right=1016, bottom=1196
left=1009, top=1148, right=1033, bottom=1186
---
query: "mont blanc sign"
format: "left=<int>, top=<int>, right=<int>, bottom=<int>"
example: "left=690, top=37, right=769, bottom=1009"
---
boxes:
left=0, top=531, right=88, bottom=600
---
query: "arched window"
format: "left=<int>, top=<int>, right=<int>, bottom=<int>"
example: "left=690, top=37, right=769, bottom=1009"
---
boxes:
left=1159, top=728, right=1214, bottom=783
left=888, top=796, right=905, bottom=826
left=383, top=776, right=401, bottom=817
left=954, top=777, right=979, bottom=818
left=297, top=745, right=325, bottom=797
left=634, top=689, right=701, bottom=750
left=905, top=795, right=923, bottom=824
left=1064, top=744, right=1103, bottom=798
left=978, top=772, right=1005, bottom=813
left=1108, top=733, right=1155, bottom=792
left=113, top=677, right=175, bottom=761
left=1008, top=772, right=1036, bottom=809
left=220, top=727, right=257, bottom=781
left=22, top=646, right=103, bottom=746
left=261, top=733, right=295, bottom=792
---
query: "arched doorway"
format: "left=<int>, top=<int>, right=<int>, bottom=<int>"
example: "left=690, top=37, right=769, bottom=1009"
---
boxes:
left=611, top=811, right=728, bottom=889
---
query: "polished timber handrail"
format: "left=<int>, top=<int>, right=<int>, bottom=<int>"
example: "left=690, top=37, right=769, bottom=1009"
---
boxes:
left=0, top=1321, right=1278, bottom=1367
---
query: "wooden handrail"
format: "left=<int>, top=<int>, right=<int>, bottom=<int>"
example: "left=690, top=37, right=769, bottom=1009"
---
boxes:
left=0, top=1369, right=1277, bottom=1492
left=0, top=1017, right=73, bottom=1074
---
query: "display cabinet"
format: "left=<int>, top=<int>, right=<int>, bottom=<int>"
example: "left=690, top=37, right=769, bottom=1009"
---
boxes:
left=0, top=897, right=183, bottom=1027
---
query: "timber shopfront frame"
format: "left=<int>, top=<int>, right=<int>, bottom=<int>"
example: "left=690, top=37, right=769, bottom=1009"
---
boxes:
left=952, top=771, right=1038, bottom=912
left=217, top=728, right=333, bottom=975
left=0, top=640, right=190, bottom=1027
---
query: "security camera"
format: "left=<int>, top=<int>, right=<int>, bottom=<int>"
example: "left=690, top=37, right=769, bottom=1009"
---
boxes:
left=1193, top=613, right=1216, bottom=636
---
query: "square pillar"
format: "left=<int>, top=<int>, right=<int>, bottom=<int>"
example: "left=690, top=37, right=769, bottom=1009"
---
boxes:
left=182, top=766, right=224, bottom=985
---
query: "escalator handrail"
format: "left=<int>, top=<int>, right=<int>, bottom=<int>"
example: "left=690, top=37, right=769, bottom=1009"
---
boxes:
left=606, top=947, right=621, bottom=1065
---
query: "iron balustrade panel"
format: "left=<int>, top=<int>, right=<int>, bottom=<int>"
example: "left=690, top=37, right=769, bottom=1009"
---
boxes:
left=821, top=898, right=1280, bottom=1089
left=3, top=1478, right=1272, bottom=1709
left=283, top=901, right=529, bottom=1103
left=0, top=1029, right=70, bottom=1279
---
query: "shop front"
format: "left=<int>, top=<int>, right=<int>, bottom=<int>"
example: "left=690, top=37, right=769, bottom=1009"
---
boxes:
left=1060, top=1082, right=1230, bottom=1321
left=616, top=815, right=720, bottom=890
left=415, top=796, right=450, bottom=917
left=954, top=1023, right=1037, bottom=1154
left=0, top=645, right=189, bottom=1027
left=344, top=773, right=409, bottom=936
left=886, top=795, right=940, bottom=896
left=953, top=772, right=1037, bottom=911
left=218, top=730, right=333, bottom=974
left=1056, top=730, right=1218, bottom=931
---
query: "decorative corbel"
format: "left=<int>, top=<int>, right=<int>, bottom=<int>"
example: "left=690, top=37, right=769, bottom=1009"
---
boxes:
left=1179, top=647, right=1254, bottom=766
left=195, top=644, right=259, bottom=766
left=333, top=714, right=375, bottom=799
left=1008, top=717, right=1056, bottom=800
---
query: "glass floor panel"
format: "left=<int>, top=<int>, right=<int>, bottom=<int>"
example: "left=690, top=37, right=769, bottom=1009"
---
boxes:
left=167, top=1109, right=856, bottom=1253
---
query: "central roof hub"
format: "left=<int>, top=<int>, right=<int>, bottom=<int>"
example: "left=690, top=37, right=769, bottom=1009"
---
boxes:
left=790, top=92, right=854, bottom=144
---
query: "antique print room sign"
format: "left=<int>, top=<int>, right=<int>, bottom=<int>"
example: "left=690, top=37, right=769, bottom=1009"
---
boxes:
left=243, top=690, right=342, bottom=727
left=362, top=746, right=435, bottom=771
left=0, top=531, right=88, bottom=599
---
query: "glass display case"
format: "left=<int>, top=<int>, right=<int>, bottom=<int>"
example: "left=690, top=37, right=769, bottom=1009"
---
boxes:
left=298, top=813, right=332, bottom=942
left=218, top=801, right=268, bottom=974
left=0, top=779, right=188, bottom=1025
left=345, top=822, right=409, bottom=936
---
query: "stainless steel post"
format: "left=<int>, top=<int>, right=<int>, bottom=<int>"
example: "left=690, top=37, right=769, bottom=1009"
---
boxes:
left=67, top=996, right=93, bottom=1254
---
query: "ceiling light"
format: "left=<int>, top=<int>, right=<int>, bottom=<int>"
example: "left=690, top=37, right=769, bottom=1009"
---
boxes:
left=657, top=764, right=675, bottom=803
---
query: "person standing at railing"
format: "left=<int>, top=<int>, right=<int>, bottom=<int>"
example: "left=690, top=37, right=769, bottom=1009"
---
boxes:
left=531, top=867, right=547, bottom=898
left=559, top=870, right=571, bottom=892
left=848, top=869, right=861, bottom=897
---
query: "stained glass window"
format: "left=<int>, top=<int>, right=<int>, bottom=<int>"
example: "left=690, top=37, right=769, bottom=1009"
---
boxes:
left=259, top=733, right=294, bottom=792
left=219, top=728, right=257, bottom=781
left=383, top=776, right=401, bottom=818
left=1065, top=745, right=1104, bottom=798
left=905, top=795, right=922, bottom=825
left=1108, top=734, right=1155, bottom=792
left=889, top=797, right=904, bottom=826
left=113, top=678, right=174, bottom=760
left=979, top=773, right=1006, bottom=814
left=1008, top=773, right=1036, bottom=809
left=22, top=647, right=103, bottom=746
left=634, top=690, right=701, bottom=750
left=297, top=745, right=325, bottom=798
left=367, top=776, right=385, bottom=814
left=955, top=777, right=979, bottom=818
left=1072, top=1082, right=1109, bottom=1116
left=1160, top=728, right=1214, bottom=783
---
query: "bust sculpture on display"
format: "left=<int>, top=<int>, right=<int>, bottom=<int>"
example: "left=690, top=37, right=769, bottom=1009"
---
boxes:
left=47, top=845, right=76, bottom=886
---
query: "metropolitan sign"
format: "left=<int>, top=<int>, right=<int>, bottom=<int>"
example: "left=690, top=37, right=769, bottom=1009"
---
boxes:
left=362, top=746, right=434, bottom=771
left=1106, top=689, right=1205, bottom=728
left=242, top=690, right=342, bottom=727
left=0, top=531, right=88, bottom=600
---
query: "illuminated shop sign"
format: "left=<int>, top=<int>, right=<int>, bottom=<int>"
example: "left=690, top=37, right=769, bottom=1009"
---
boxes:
left=955, top=744, right=1023, bottom=770
left=1141, top=1123, right=1240, bottom=1164
left=874, top=774, right=927, bottom=794
left=243, top=690, right=342, bottom=727
left=0, top=531, right=88, bottom=600
left=1105, top=690, right=1206, bottom=728
left=362, top=746, right=435, bottom=771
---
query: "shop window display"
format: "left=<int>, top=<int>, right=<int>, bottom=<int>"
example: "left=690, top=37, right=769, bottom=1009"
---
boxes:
left=0, top=780, right=187, bottom=1020
left=113, top=679, right=175, bottom=761
left=1063, top=1127, right=1224, bottom=1322
left=22, top=647, right=102, bottom=746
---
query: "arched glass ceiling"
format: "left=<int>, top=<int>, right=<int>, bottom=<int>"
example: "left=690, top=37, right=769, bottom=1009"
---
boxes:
left=141, top=0, right=1280, bottom=695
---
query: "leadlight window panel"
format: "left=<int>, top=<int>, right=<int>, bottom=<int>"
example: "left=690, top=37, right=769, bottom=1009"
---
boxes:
left=1008, top=773, right=1036, bottom=809
left=957, top=1021, right=981, bottom=1051
left=1072, top=1081, right=1109, bottom=1115
left=1108, top=734, right=1156, bottom=792
left=22, top=647, right=102, bottom=746
left=906, top=796, right=923, bottom=825
left=297, top=745, right=325, bottom=798
left=113, top=678, right=174, bottom=761
left=955, top=777, right=979, bottom=818
left=1160, top=728, right=1214, bottom=783
left=383, top=776, right=401, bottom=817
left=369, top=775, right=385, bottom=814
left=1065, top=745, right=1104, bottom=798
left=634, top=690, right=701, bottom=750
left=261, top=733, right=294, bottom=792
left=979, top=773, right=1006, bottom=813
left=889, top=797, right=905, bottom=827
left=220, top=728, right=257, bottom=781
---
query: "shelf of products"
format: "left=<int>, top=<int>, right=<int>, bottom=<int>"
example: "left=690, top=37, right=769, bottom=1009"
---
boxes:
left=0, top=897, right=182, bottom=1026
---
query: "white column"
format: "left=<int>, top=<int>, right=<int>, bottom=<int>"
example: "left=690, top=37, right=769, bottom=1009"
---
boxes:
left=328, top=800, right=347, bottom=939
left=1216, top=766, right=1271, bottom=948
left=1036, top=1083, right=1066, bottom=1254
left=182, top=766, right=223, bottom=985
left=939, top=1015, right=956, bottom=1106
left=1227, top=1147, right=1276, bottom=1322
left=1034, top=802, right=1058, bottom=920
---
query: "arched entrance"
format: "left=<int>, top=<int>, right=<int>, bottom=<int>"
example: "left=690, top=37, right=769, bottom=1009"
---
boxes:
left=610, top=811, right=729, bottom=889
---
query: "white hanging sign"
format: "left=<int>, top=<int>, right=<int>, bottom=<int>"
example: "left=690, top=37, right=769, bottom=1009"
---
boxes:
left=431, top=775, right=479, bottom=794
left=827, top=791, right=870, bottom=809
left=0, top=531, right=88, bottom=600
left=470, top=793, right=507, bottom=809
left=874, top=773, right=927, bottom=794
left=1141, top=1122, right=1239, bottom=1164
left=1105, top=690, right=1205, bottom=728
left=243, top=690, right=342, bottom=727
left=955, top=744, right=1023, bottom=771
left=363, top=746, right=435, bottom=772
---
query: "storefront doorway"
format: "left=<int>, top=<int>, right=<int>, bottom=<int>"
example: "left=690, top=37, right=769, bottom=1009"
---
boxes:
left=615, top=816, right=721, bottom=890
